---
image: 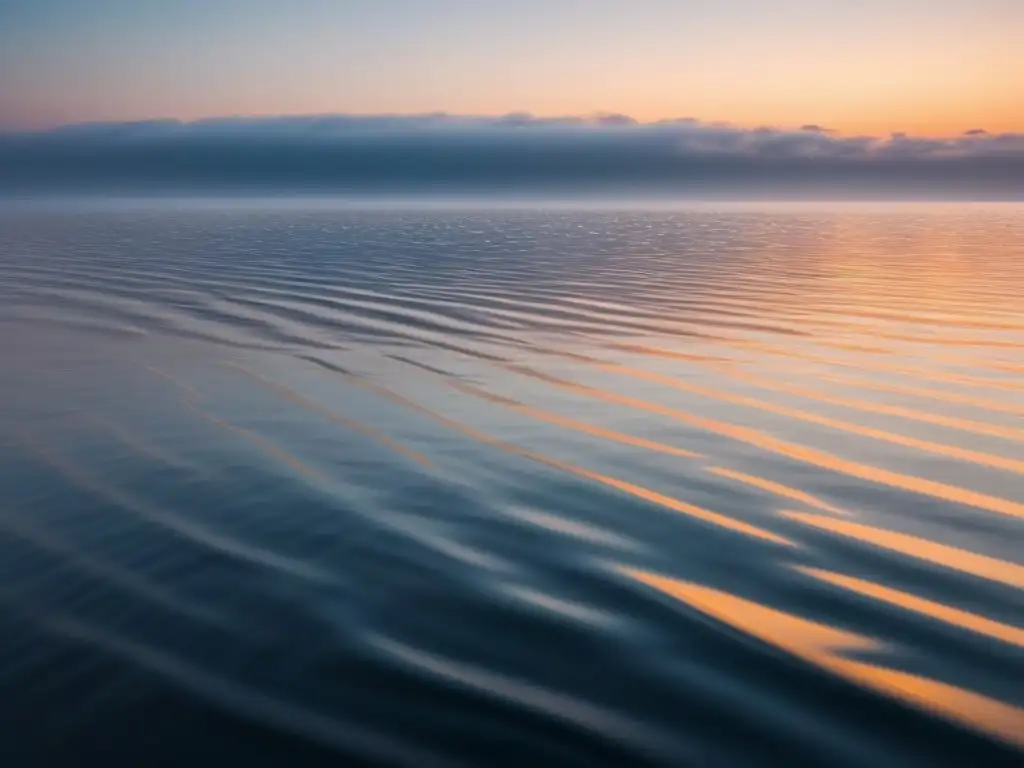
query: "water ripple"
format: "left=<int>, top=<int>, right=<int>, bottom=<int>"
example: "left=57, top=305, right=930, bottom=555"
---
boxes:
left=1, top=201, right=1022, bottom=766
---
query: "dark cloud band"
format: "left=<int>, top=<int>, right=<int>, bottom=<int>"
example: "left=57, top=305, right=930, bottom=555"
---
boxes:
left=2, top=114, right=1022, bottom=197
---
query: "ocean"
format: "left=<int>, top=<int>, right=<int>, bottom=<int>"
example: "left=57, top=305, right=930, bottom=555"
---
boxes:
left=1, top=199, right=1022, bottom=766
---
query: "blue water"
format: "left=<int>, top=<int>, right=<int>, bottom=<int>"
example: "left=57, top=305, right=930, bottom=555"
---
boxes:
left=1, top=200, right=1022, bottom=766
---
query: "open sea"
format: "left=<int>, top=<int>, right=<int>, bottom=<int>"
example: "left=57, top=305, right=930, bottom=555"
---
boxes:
left=0, top=199, right=1022, bottom=767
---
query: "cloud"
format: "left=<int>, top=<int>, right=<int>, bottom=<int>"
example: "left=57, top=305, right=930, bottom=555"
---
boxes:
left=1, top=113, right=1021, bottom=197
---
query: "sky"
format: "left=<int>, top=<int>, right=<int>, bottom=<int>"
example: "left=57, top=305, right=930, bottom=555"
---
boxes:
left=1, top=0, right=1022, bottom=136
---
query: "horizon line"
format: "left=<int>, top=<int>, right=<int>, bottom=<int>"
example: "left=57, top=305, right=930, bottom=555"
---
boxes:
left=3, top=111, right=1016, bottom=141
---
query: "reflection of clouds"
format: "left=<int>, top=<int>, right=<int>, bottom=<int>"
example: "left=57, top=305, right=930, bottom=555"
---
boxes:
left=495, top=361, right=1024, bottom=523
left=624, top=568, right=1024, bottom=749
left=596, top=363, right=1024, bottom=475
left=794, top=567, right=1024, bottom=649
left=782, top=512, right=1024, bottom=589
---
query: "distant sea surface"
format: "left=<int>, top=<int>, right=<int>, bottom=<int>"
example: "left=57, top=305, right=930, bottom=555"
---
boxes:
left=1, top=200, right=1022, bottom=767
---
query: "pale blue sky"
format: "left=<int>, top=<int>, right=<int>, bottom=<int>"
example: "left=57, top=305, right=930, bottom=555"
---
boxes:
left=2, top=0, right=1021, bottom=134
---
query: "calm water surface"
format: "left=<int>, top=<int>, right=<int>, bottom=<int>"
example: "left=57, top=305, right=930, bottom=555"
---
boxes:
left=1, top=201, right=1022, bottom=766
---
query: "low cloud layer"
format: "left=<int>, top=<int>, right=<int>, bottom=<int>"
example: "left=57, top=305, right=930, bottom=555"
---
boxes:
left=2, top=114, right=1022, bottom=197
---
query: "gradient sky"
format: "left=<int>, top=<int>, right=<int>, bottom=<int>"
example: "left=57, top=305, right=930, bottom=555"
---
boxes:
left=1, top=0, right=1021, bottom=135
